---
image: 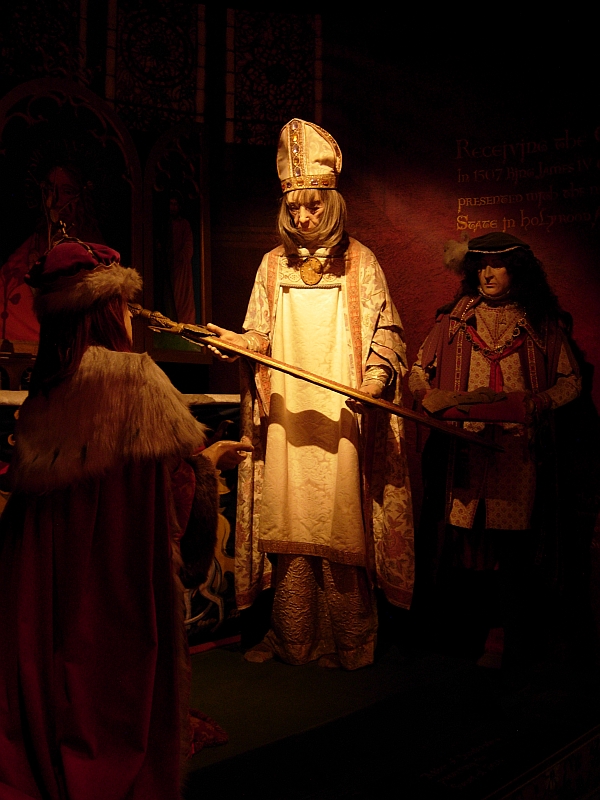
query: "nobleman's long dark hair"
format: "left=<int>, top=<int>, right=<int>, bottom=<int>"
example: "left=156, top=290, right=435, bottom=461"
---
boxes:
left=29, top=294, right=132, bottom=396
left=445, top=248, right=573, bottom=336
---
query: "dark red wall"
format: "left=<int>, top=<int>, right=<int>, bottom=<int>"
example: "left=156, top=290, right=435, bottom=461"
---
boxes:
left=325, top=29, right=600, bottom=408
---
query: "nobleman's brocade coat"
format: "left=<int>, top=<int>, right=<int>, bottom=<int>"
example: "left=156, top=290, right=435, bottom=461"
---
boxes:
left=0, top=347, right=218, bottom=800
left=409, top=295, right=581, bottom=532
left=235, top=238, right=414, bottom=610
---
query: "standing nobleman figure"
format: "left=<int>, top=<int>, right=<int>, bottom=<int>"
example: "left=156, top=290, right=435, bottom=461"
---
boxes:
left=409, top=232, right=581, bottom=673
left=208, top=119, right=414, bottom=669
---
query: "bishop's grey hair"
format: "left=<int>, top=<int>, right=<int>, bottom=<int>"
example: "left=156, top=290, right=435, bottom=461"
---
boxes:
left=277, top=189, right=347, bottom=253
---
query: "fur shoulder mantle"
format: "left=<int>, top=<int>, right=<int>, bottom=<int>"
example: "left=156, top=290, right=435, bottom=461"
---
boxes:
left=11, top=347, right=207, bottom=493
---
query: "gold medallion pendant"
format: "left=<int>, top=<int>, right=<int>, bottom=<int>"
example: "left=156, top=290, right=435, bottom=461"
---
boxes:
left=299, top=256, right=324, bottom=286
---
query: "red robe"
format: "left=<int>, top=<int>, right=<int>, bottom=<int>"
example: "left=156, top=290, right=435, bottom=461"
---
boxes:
left=0, top=347, right=217, bottom=800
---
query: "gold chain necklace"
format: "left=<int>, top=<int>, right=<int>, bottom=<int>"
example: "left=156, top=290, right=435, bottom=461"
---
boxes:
left=462, top=317, right=526, bottom=356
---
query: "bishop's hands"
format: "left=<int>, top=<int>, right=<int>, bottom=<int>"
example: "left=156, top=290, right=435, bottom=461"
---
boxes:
left=345, top=380, right=384, bottom=414
left=205, top=323, right=248, bottom=362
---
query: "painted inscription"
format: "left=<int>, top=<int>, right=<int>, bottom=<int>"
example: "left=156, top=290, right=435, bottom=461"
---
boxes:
left=454, top=129, right=600, bottom=233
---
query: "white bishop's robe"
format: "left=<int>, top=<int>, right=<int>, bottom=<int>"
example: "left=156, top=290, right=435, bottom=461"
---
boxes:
left=235, top=238, right=414, bottom=613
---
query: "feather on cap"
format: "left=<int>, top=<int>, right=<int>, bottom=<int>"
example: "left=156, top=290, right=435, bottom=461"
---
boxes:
left=443, top=231, right=469, bottom=274
left=25, top=239, right=142, bottom=317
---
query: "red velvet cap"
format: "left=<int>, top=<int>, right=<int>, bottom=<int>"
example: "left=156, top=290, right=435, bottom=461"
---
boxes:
left=26, top=239, right=142, bottom=317
left=25, top=241, right=121, bottom=287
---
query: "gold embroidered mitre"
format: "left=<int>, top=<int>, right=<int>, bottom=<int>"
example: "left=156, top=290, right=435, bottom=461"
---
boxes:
left=277, top=118, right=342, bottom=194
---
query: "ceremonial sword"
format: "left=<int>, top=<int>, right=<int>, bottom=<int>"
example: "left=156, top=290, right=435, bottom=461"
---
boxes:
left=129, top=304, right=502, bottom=451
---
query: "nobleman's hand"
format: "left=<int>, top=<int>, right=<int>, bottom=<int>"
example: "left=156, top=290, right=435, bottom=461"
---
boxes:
left=202, top=436, right=253, bottom=470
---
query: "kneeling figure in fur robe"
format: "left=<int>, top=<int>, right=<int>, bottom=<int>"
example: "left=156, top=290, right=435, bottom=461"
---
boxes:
left=0, top=240, right=244, bottom=800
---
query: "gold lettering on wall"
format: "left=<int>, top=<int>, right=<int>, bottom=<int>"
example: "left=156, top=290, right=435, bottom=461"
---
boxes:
left=453, top=128, right=600, bottom=233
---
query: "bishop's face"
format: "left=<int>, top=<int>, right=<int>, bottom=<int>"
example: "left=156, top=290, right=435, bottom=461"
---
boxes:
left=478, top=256, right=511, bottom=298
left=287, top=197, right=324, bottom=231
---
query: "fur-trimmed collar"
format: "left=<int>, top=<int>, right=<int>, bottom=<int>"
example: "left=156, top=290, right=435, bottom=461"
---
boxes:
left=11, top=346, right=207, bottom=493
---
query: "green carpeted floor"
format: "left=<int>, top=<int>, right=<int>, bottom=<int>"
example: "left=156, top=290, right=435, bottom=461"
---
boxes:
left=186, top=644, right=469, bottom=768
left=183, top=643, right=600, bottom=799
